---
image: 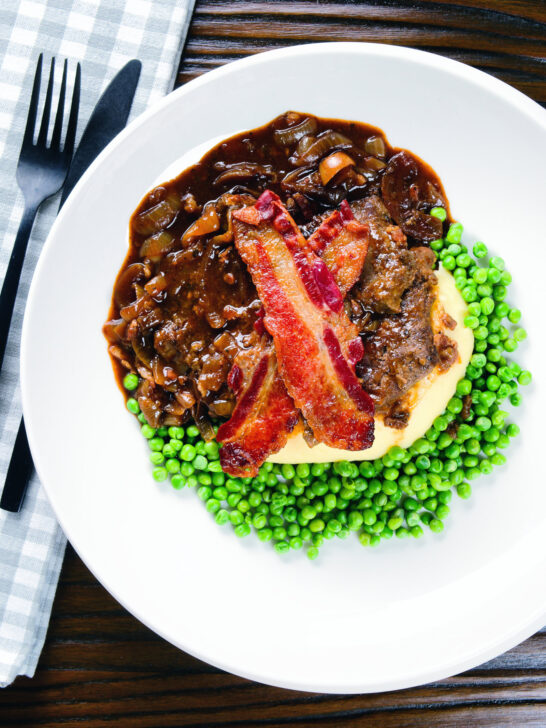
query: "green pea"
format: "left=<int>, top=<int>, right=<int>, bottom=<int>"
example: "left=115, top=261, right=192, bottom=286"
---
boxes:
left=429, top=518, right=444, bottom=533
left=456, top=379, right=472, bottom=396
left=490, top=255, right=505, bottom=271
left=165, top=458, right=180, bottom=474
left=430, top=206, right=447, bottom=220
left=193, top=455, right=208, bottom=471
left=234, top=523, right=251, bottom=538
left=457, top=483, right=472, bottom=499
left=510, top=393, right=522, bottom=407
left=180, top=444, right=196, bottom=461
left=464, top=315, right=479, bottom=329
left=473, top=242, right=488, bottom=258
left=477, top=283, right=493, bottom=297
left=446, top=222, right=463, bottom=243
left=141, top=424, right=156, bottom=439
left=518, top=370, right=531, bottom=386
left=123, top=372, right=139, bottom=391
left=150, top=452, right=164, bottom=466
left=126, top=398, right=140, bottom=414
left=171, top=474, right=185, bottom=490
left=152, top=467, right=168, bottom=483
left=442, top=255, right=456, bottom=270
left=480, top=297, right=495, bottom=316
left=309, top=518, right=325, bottom=533
left=507, top=424, right=520, bottom=437
left=256, top=527, right=272, bottom=542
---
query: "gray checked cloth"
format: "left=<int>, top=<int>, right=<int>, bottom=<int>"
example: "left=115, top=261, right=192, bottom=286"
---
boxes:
left=0, top=0, right=194, bottom=688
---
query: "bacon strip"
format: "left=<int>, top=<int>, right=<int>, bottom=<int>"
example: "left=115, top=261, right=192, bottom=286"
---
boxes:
left=217, top=342, right=299, bottom=476
left=218, top=193, right=372, bottom=475
left=231, top=191, right=374, bottom=451
left=308, top=200, right=369, bottom=296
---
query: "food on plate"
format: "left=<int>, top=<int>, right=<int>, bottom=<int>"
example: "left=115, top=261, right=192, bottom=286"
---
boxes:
left=104, top=112, right=530, bottom=557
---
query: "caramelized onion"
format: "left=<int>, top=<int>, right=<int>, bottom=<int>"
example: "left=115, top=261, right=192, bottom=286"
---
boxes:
left=103, top=318, right=126, bottom=343
left=281, top=166, right=320, bottom=194
left=175, top=389, right=196, bottom=409
left=319, top=151, right=355, bottom=186
left=364, top=135, right=386, bottom=158
left=132, top=338, right=154, bottom=368
left=292, top=131, right=353, bottom=166
left=114, top=263, right=149, bottom=308
left=132, top=192, right=181, bottom=236
left=151, top=356, right=177, bottom=387
left=144, top=273, right=168, bottom=298
left=120, top=293, right=153, bottom=321
left=213, top=162, right=275, bottom=187
left=192, top=403, right=215, bottom=441
left=181, top=205, right=220, bottom=244
left=139, top=231, right=174, bottom=262
left=364, top=156, right=387, bottom=172
left=273, top=116, right=318, bottom=146
left=296, top=135, right=314, bottom=156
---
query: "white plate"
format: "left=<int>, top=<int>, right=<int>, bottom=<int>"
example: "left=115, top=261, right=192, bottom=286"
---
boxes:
left=21, top=43, right=546, bottom=693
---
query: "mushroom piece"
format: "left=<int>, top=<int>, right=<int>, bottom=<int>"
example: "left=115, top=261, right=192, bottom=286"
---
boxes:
left=319, top=151, right=356, bottom=186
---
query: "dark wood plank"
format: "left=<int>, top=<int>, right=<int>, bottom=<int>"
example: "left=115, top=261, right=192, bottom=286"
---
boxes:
left=176, top=0, right=546, bottom=104
left=2, top=3, right=546, bottom=726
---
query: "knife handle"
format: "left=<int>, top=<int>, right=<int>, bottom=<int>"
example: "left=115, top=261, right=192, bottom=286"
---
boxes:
left=0, top=419, right=33, bottom=512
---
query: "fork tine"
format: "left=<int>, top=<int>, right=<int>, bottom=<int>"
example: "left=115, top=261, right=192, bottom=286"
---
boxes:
left=22, top=53, right=43, bottom=147
left=63, top=62, right=81, bottom=157
left=50, top=59, right=67, bottom=151
left=37, top=57, right=55, bottom=147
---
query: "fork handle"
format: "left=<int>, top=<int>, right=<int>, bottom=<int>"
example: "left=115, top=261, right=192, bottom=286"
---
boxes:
left=0, top=202, right=39, bottom=372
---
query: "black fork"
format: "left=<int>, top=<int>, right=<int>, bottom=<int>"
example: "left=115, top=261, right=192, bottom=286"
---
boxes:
left=0, top=54, right=80, bottom=370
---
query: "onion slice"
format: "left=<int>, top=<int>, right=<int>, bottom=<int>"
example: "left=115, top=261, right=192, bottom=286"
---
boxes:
left=273, top=116, right=318, bottom=146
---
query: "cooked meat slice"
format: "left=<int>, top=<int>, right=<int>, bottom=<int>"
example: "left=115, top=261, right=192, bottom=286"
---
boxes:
left=358, top=245, right=438, bottom=412
left=351, top=196, right=416, bottom=314
left=381, top=150, right=446, bottom=242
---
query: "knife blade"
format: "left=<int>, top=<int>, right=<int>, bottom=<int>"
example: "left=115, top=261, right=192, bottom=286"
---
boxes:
left=60, top=59, right=141, bottom=207
left=1, top=60, right=141, bottom=513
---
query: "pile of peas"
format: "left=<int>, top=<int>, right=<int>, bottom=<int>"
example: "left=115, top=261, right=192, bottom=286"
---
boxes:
left=122, top=212, right=531, bottom=559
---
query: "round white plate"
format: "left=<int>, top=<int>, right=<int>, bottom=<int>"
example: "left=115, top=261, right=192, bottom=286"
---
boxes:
left=21, top=43, right=546, bottom=693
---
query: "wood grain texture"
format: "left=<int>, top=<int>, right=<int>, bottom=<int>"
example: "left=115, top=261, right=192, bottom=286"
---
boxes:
left=176, top=0, right=546, bottom=105
left=2, top=2, right=545, bottom=726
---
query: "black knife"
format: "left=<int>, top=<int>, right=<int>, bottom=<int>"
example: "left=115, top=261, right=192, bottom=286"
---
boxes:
left=60, top=59, right=141, bottom=206
left=0, top=60, right=141, bottom=512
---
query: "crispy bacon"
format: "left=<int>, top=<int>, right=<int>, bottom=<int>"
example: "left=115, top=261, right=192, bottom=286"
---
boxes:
left=218, top=193, right=372, bottom=474
left=232, top=191, right=374, bottom=451
left=308, top=200, right=369, bottom=296
left=217, top=342, right=299, bottom=476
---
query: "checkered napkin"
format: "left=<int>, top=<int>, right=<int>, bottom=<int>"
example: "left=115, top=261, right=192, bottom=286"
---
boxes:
left=0, top=0, right=194, bottom=688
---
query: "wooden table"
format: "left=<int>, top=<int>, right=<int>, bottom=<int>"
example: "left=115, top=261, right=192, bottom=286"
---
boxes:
left=2, top=2, right=546, bottom=725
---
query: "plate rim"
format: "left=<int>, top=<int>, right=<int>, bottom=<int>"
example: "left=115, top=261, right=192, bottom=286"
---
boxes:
left=20, top=41, right=546, bottom=693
